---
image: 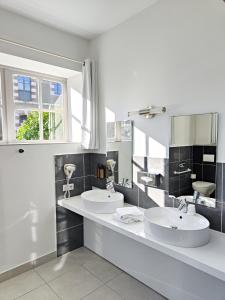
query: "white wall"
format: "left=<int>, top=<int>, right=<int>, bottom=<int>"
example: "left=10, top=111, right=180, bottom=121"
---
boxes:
left=90, top=0, right=225, bottom=161
left=0, top=143, right=85, bottom=274
left=0, top=9, right=89, bottom=274
left=0, top=8, right=89, bottom=71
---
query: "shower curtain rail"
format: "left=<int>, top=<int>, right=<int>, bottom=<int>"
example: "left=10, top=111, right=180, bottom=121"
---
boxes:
left=0, top=37, right=83, bottom=64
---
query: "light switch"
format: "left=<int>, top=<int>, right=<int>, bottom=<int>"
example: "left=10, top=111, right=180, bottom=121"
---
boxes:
left=203, top=154, right=215, bottom=162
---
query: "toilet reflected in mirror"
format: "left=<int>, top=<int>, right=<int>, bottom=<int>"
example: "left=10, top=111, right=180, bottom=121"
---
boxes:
left=169, top=113, right=218, bottom=207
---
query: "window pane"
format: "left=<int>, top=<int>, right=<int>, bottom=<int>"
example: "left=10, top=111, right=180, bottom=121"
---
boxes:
left=43, top=111, right=64, bottom=140
left=13, top=75, right=38, bottom=105
left=41, top=80, right=63, bottom=109
left=15, top=110, right=40, bottom=140
left=120, top=120, right=132, bottom=141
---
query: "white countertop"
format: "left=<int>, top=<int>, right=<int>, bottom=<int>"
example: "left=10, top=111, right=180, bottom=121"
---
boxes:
left=59, top=196, right=225, bottom=282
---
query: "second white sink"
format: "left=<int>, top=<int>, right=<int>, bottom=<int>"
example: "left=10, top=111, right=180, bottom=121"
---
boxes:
left=144, top=207, right=210, bottom=248
left=81, top=189, right=124, bottom=213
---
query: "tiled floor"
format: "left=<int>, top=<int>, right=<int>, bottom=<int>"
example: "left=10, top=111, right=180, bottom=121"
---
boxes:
left=0, top=247, right=167, bottom=300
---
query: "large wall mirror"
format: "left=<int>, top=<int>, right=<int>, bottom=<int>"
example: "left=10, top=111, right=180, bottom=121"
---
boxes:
left=106, top=120, right=133, bottom=188
left=169, top=113, right=218, bottom=207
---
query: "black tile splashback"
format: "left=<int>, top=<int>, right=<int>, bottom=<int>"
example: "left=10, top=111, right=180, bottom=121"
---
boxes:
left=169, top=146, right=217, bottom=197
left=55, top=152, right=225, bottom=250
left=55, top=153, right=84, bottom=181
left=168, top=146, right=225, bottom=232
left=195, top=203, right=222, bottom=232
left=55, top=152, right=107, bottom=256
left=57, top=225, right=83, bottom=257
left=55, top=177, right=85, bottom=201
left=56, top=206, right=83, bottom=232
left=216, top=163, right=223, bottom=202
left=115, top=183, right=139, bottom=206
left=169, top=147, right=193, bottom=197
left=90, top=153, right=107, bottom=176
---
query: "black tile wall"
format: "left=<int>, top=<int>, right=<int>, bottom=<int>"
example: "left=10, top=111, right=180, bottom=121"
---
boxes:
left=89, top=153, right=107, bottom=189
left=57, top=225, right=83, bottom=257
left=55, top=153, right=84, bottom=181
left=216, top=163, right=223, bottom=202
left=222, top=204, right=225, bottom=233
left=168, top=147, right=225, bottom=232
left=195, top=203, right=222, bottom=232
left=84, top=153, right=92, bottom=176
left=115, top=183, right=139, bottom=206
left=169, top=146, right=193, bottom=196
left=55, top=152, right=225, bottom=247
left=55, top=177, right=85, bottom=201
left=55, top=153, right=107, bottom=256
left=56, top=206, right=83, bottom=232
left=193, top=145, right=216, bottom=183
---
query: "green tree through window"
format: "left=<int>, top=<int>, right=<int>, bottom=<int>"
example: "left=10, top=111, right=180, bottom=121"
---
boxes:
left=16, top=111, right=62, bottom=140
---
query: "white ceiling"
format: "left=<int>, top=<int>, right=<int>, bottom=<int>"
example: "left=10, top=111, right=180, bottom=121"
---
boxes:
left=0, top=0, right=158, bottom=40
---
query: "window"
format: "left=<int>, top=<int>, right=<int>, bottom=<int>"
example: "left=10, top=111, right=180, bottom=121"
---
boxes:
left=2, top=67, right=67, bottom=143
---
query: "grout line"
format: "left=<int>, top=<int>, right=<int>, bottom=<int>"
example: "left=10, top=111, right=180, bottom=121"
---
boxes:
left=56, top=175, right=87, bottom=183
left=82, top=261, right=122, bottom=286
left=106, top=284, right=125, bottom=299
left=34, top=255, right=80, bottom=285
left=14, top=283, right=46, bottom=300
left=45, top=281, right=62, bottom=299
left=57, top=223, right=83, bottom=233
left=56, top=174, right=95, bottom=183
left=80, top=283, right=105, bottom=300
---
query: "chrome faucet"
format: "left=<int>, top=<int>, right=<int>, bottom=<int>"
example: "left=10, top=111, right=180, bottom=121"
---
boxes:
left=106, top=181, right=116, bottom=193
left=177, top=198, right=188, bottom=213
left=193, top=191, right=200, bottom=203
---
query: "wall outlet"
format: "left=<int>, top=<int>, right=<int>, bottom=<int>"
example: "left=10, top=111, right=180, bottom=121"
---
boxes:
left=63, top=183, right=74, bottom=192
left=203, top=154, right=215, bottom=163
left=191, top=173, right=196, bottom=180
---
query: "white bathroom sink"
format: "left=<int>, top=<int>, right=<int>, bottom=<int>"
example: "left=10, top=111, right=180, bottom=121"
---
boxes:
left=144, top=207, right=210, bottom=248
left=81, top=189, right=124, bottom=213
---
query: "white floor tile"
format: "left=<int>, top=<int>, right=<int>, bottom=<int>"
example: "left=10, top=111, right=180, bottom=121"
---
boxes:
left=107, top=272, right=166, bottom=300
left=0, top=270, right=44, bottom=300
left=16, top=284, right=59, bottom=300
left=83, top=258, right=122, bottom=283
left=82, top=285, right=123, bottom=300
left=0, top=248, right=166, bottom=300
left=68, top=247, right=103, bottom=266
left=35, top=255, right=79, bottom=282
left=48, top=265, right=102, bottom=300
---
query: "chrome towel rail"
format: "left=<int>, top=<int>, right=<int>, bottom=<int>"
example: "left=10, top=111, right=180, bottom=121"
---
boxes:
left=173, top=168, right=192, bottom=175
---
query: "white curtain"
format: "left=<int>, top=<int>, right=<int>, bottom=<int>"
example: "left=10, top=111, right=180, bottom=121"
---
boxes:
left=81, top=59, right=99, bottom=149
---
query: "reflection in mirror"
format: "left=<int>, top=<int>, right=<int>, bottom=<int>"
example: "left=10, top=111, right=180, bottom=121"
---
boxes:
left=169, top=113, right=218, bottom=208
left=106, top=120, right=133, bottom=188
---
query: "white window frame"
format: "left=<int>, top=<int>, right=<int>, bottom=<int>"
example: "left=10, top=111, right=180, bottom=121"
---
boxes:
left=1, top=66, right=68, bottom=144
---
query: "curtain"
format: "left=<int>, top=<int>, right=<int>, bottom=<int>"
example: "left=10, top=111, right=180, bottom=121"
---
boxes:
left=81, top=59, right=99, bottom=149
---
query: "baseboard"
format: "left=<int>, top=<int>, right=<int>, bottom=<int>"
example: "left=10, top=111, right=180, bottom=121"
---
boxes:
left=0, top=251, right=57, bottom=283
